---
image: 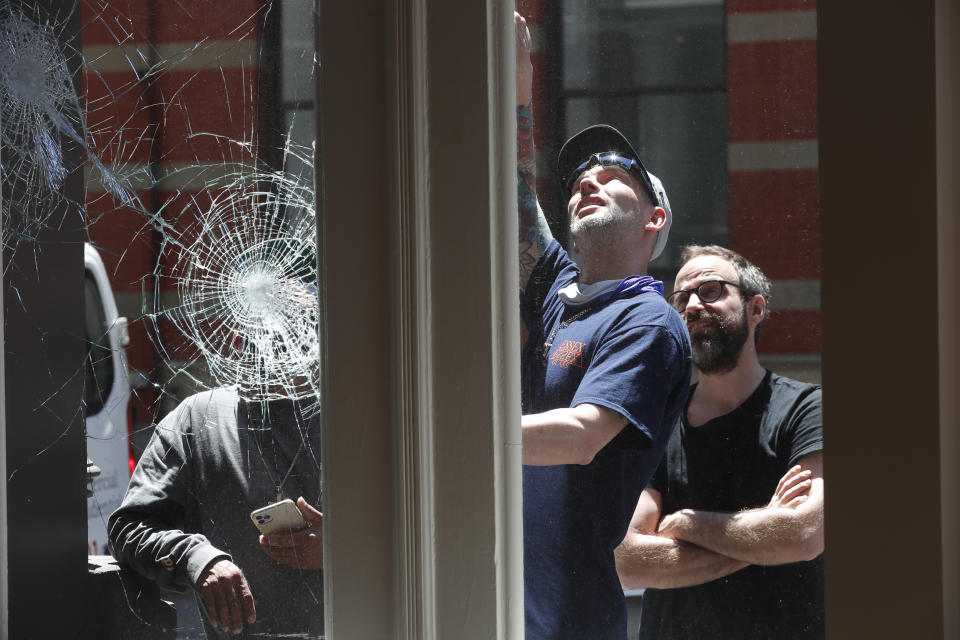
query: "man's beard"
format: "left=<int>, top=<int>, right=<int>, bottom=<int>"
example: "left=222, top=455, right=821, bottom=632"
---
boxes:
left=688, top=303, right=749, bottom=374
left=569, top=202, right=633, bottom=246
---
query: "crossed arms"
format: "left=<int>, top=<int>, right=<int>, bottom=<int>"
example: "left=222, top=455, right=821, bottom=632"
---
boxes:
left=616, top=450, right=824, bottom=590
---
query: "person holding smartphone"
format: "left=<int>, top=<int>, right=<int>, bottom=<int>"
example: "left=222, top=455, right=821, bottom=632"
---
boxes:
left=109, top=389, right=324, bottom=638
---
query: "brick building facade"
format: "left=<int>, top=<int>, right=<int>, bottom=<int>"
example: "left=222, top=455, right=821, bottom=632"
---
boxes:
left=519, top=0, right=820, bottom=381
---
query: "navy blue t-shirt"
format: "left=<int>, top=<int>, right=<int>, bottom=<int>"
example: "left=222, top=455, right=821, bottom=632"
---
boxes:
left=521, top=240, right=691, bottom=639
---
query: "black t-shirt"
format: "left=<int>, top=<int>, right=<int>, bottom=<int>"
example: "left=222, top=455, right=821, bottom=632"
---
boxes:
left=639, top=371, right=824, bottom=640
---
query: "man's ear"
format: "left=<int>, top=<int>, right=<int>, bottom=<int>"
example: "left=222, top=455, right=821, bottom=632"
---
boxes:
left=747, top=294, right=766, bottom=325
left=644, top=207, right=667, bottom=232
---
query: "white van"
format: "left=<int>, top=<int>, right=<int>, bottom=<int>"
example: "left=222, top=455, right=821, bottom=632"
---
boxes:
left=84, top=243, right=132, bottom=555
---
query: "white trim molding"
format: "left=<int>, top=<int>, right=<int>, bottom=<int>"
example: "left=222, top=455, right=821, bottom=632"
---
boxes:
left=487, top=2, right=525, bottom=637
left=390, top=0, right=437, bottom=637
left=320, top=1, right=521, bottom=638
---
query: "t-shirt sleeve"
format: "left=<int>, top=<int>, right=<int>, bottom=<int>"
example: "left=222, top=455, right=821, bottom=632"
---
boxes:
left=781, top=386, right=824, bottom=466
left=571, top=322, right=688, bottom=449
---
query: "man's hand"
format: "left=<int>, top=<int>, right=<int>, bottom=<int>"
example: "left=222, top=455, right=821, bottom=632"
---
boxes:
left=768, top=464, right=813, bottom=509
left=656, top=509, right=692, bottom=540
left=659, top=466, right=814, bottom=539
left=195, top=558, right=256, bottom=634
left=515, top=12, right=532, bottom=107
left=260, top=497, right=323, bottom=570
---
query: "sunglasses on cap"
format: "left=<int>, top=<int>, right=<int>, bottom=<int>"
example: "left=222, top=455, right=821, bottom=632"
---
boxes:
left=564, top=152, right=659, bottom=206
left=667, top=280, right=741, bottom=312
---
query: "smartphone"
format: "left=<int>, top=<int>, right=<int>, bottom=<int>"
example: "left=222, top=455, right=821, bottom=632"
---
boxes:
left=250, top=499, right=307, bottom=536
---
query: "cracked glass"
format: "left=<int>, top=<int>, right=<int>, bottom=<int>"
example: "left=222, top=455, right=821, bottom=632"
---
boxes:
left=1, top=0, right=324, bottom=637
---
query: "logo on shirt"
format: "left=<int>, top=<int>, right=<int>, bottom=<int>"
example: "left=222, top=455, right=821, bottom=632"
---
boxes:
left=548, top=340, right=586, bottom=369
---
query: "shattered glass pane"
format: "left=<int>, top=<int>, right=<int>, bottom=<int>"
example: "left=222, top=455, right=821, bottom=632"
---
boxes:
left=148, top=144, right=319, bottom=407
left=0, top=2, right=84, bottom=251
left=2, top=0, right=322, bottom=636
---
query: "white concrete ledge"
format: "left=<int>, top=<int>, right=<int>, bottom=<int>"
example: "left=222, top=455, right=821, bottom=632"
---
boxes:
left=729, top=139, right=818, bottom=171
left=728, top=9, right=817, bottom=44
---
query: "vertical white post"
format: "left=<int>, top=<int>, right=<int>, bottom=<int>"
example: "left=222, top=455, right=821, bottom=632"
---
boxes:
left=487, top=1, right=524, bottom=636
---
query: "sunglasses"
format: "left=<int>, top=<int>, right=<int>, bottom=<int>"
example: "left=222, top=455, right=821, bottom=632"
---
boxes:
left=565, top=152, right=659, bottom=206
left=667, top=280, right=740, bottom=312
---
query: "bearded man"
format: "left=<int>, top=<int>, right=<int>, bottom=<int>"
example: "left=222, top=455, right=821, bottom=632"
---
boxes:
left=615, top=245, right=825, bottom=640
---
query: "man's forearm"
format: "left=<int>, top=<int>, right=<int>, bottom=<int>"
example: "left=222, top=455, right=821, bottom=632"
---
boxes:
left=659, top=504, right=824, bottom=565
left=517, top=105, right=550, bottom=288
left=109, top=512, right=226, bottom=592
left=522, top=408, right=597, bottom=466
left=615, top=532, right=748, bottom=590
left=522, top=405, right=625, bottom=466
left=515, top=14, right=551, bottom=290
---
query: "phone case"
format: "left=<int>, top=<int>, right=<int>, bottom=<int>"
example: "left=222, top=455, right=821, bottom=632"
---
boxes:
left=250, top=499, right=307, bottom=536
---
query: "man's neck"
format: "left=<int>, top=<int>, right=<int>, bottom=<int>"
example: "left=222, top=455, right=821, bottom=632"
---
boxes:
left=577, top=246, right=649, bottom=285
left=687, top=351, right=767, bottom=427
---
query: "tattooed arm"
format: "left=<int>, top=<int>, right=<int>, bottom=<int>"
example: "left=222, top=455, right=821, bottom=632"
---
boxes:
left=516, top=12, right=553, bottom=291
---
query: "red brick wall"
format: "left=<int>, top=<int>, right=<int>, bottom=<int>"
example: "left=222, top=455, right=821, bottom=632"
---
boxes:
left=82, top=1, right=268, bottom=428
left=726, top=1, right=820, bottom=354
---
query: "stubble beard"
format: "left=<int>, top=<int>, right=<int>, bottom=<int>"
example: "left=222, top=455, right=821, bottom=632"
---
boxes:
left=689, top=303, right=749, bottom=374
left=569, top=202, right=634, bottom=250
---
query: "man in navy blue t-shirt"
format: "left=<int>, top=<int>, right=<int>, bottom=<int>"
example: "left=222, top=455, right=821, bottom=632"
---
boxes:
left=515, top=14, right=691, bottom=639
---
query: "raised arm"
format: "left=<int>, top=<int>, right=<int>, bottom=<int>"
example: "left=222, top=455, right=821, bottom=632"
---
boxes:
left=516, top=12, right=553, bottom=291
left=615, top=488, right=749, bottom=590
left=656, top=451, right=825, bottom=565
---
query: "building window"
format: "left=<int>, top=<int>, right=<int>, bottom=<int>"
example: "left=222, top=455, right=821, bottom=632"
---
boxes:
left=555, top=0, right=728, bottom=282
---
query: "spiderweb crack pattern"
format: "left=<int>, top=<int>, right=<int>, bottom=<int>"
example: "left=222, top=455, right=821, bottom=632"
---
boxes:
left=0, top=6, right=77, bottom=191
left=150, top=148, right=320, bottom=408
left=0, top=1, right=145, bottom=261
left=2, top=0, right=321, bottom=445
left=0, top=3, right=84, bottom=256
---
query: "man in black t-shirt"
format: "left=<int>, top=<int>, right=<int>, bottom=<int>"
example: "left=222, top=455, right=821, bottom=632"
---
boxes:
left=615, top=245, right=824, bottom=639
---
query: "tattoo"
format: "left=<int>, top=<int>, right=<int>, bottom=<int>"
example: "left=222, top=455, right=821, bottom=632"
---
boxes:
left=517, top=104, right=552, bottom=290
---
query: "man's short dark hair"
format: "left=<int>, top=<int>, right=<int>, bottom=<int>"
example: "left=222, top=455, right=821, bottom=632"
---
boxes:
left=680, top=245, right=772, bottom=342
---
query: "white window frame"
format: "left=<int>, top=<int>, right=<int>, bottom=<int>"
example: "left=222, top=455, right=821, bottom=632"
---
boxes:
left=317, top=1, right=522, bottom=638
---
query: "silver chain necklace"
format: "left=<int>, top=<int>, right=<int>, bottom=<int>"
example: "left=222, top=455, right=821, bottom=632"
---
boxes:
left=246, top=402, right=309, bottom=503
left=542, top=308, right=593, bottom=358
